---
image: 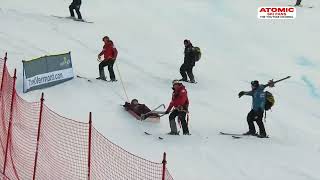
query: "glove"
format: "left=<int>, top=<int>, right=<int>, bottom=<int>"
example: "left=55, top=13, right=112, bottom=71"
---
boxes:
left=165, top=110, right=170, bottom=114
left=177, top=106, right=183, bottom=111
left=268, top=79, right=275, bottom=87
left=238, top=91, right=245, bottom=98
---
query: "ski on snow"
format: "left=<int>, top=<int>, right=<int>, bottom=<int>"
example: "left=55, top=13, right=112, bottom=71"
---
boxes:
left=144, top=132, right=164, bottom=140
left=219, top=132, right=269, bottom=139
left=77, top=75, right=117, bottom=82
left=288, top=4, right=314, bottom=8
left=51, top=15, right=94, bottom=23
left=219, top=132, right=247, bottom=139
left=174, top=79, right=197, bottom=84
left=144, top=131, right=184, bottom=140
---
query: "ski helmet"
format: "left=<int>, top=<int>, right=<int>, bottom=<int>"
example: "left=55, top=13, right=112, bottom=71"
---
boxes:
left=102, top=36, right=109, bottom=41
left=172, top=79, right=180, bottom=86
left=131, top=99, right=138, bottom=104
left=184, top=39, right=190, bottom=45
left=251, top=80, right=259, bottom=88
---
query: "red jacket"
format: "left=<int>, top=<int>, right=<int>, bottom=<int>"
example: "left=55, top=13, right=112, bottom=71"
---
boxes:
left=99, top=41, right=118, bottom=60
left=166, top=84, right=189, bottom=112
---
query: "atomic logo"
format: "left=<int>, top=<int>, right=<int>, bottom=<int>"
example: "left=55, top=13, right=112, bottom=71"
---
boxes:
left=258, top=7, right=296, bottom=19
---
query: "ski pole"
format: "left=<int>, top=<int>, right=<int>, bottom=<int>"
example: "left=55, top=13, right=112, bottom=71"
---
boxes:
left=142, top=104, right=165, bottom=116
left=187, top=113, right=190, bottom=126
left=268, top=76, right=291, bottom=86
left=141, top=104, right=165, bottom=119
left=178, top=117, right=182, bottom=129
left=150, top=104, right=165, bottom=112
left=148, top=110, right=166, bottom=114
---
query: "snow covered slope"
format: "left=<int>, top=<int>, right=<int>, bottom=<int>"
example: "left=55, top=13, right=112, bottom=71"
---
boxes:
left=1, top=0, right=320, bottom=179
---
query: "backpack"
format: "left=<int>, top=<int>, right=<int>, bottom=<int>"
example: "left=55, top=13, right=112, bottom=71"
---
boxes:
left=192, top=47, right=201, bottom=62
left=264, top=91, right=275, bottom=111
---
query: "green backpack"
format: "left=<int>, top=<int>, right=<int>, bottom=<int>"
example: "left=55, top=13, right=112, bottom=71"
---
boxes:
left=192, top=47, right=201, bottom=62
left=265, top=91, right=275, bottom=111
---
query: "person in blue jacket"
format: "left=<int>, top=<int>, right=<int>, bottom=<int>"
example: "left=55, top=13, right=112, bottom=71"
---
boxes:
left=238, top=80, right=274, bottom=138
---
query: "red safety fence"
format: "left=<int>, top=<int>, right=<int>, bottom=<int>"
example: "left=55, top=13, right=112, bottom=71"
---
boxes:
left=0, top=53, right=174, bottom=180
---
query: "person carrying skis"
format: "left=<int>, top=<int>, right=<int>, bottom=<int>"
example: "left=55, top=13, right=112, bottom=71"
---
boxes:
left=238, top=79, right=275, bottom=138
left=179, top=39, right=197, bottom=83
left=69, top=0, right=82, bottom=20
left=97, top=36, right=118, bottom=81
left=165, top=80, right=190, bottom=135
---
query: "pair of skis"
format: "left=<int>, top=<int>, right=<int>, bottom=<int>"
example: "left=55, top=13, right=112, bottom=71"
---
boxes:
left=288, top=4, right=314, bottom=8
left=77, top=75, right=117, bottom=82
left=144, top=132, right=164, bottom=140
left=144, top=131, right=182, bottom=140
left=175, top=79, right=198, bottom=84
left=219, top=132, right=269, bottom=139
left=145, top=131, right=268, bottom=140
left=52, top=15, right=94, bottom=23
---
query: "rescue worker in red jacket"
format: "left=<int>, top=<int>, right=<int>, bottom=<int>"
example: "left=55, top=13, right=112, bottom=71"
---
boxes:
left=165, top=80, right=190, bottom=135
left=97, top=36, right=118, bottom=81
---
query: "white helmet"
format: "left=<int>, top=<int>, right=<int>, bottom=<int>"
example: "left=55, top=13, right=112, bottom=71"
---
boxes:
left=172, top=79, right=180, bottom=86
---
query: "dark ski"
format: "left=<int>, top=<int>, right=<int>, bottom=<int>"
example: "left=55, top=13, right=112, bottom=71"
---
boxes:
left=231, top=135, right=269, bottom=139
left=144, top=131, right=152, bottom=135
left=288, top=4, right=314, bottom=8
left=219, top=132, right=246, bottom=136
left=176, top=79, right=197, bottom=84
left=51, top=15, right=94, bottom=23
left=144, top=132, right=164, bottom=140
left=232, top=136, right=242, bottom=139
left=220, top=132, right=269, bottom=139
left=77, top=75, right=92, bottom=82
left=77, top=75, right=117, bottom=82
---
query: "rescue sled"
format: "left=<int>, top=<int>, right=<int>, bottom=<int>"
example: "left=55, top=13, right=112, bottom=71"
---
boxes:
left=123, top=102, right=165, bottom=123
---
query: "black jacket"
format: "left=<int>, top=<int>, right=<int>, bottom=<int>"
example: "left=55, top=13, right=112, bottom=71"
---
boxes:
left=183, top=44, right=196, bottom=67
left=71, top=0, right=81, bottom=6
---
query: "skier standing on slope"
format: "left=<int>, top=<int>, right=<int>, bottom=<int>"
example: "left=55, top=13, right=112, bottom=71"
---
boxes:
left=179, top=39, right=197, bottom=83
left=165, top=80, right=190, bottom=135
left=238, top=80, right=275, bottom=138
left=69, top=0, right=82, bottom=20
left=97, top=36, right=118, bottom=81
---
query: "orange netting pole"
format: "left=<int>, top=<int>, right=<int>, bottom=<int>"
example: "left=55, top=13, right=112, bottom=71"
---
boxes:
left=88, top=112, right=92, bottom=180
left=32, top=93, right=45, bottom=180
left=162, top=152, right=167, bottom=180
left=0, top=52, right=7, bottom=94
left=2, top=69, right=17, bottom=175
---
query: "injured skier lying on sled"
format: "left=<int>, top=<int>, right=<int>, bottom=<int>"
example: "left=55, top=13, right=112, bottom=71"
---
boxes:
left=123, top=99, right=162, bottom=120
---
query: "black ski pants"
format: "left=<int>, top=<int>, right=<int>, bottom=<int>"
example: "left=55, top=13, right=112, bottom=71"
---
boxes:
left=180, top=63, right=194, bottom=81
left=99, top=60, right=116, bottom=80
left=247, top=109, right=266, bottom=136
left=169, top=109, right=189, bottom=134
left=295, top=0, right=302, bottom=5
left=69, top=4, right=82, bottom=19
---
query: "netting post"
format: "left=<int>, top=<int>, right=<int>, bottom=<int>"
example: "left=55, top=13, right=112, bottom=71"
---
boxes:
left=32, top=93, right=44, bottom=180
left=162, top=152, right=167, bottom=180
left=88, top=112, right=92, bottom=180
left=0, top=52, right=7, bottom=95
left=2, top=69, right=17, bottom=175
